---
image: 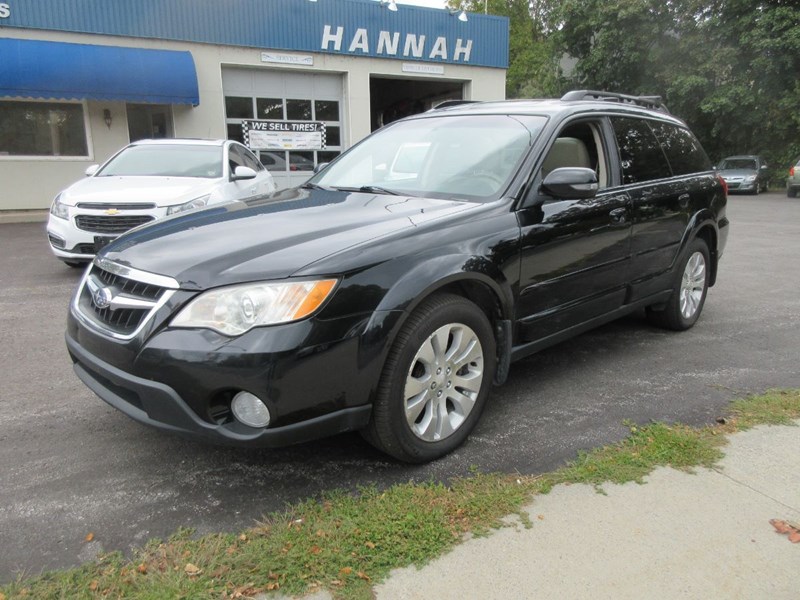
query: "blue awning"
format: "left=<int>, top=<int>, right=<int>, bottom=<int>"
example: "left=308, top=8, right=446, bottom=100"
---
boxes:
left=0, top=38, right=199, bottom=105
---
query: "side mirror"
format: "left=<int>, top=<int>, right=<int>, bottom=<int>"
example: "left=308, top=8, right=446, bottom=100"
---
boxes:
left=314, top=162, right=329, bottom=174
left=85, top=164, right=100, bottom=177
left=232, top=166, right=257, bottom=181
left=542, top=167, right=598, bottom=199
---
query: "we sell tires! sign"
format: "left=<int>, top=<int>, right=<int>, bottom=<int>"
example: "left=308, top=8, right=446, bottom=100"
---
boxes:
left=242, top=120, right=326, bottom=150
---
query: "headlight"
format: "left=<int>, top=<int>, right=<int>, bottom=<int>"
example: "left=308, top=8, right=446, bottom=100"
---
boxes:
left=166, top=194, right=211, bottom=215
left=50, top=193, right=69, bottom=220
left=745, top=175, right=756, bottom=182
left=171, top=279, right=338, bottom=336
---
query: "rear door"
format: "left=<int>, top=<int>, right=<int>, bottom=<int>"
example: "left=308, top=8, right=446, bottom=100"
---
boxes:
left=609, top=117, right=690, bottom=298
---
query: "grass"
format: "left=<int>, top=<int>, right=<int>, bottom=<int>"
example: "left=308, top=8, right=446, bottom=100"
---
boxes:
left=2, top=389, right=798, bottom=600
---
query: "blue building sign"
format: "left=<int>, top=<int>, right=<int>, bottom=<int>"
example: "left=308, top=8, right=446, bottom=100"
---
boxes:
left=0, top=0, right=509, bottom=68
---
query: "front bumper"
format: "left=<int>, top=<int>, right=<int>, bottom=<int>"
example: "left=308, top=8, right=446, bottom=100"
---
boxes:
left=723, top=180, right=757, bottom=193
left=66, top=331, right=374, bottom=447
left=47, top=207, right=165, bottom=261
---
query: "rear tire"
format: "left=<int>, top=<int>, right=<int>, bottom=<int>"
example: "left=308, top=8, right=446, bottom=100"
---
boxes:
left=646, top=238, right=710, bottom=331
left=362, top=294, right=496, bottom=463
left=788, top=188, right=798, bottom=198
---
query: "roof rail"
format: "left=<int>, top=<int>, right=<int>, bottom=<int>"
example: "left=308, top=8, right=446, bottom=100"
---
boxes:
left=431, top=99, right=480, bottom=110
left=560, top=90, right=670, bottom=113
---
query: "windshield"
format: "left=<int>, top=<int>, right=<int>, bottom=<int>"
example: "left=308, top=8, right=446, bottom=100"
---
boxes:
left=98, top=145, right=223, bottom=178
left=310, top=114, right=546, bottom=200
left=719, top=158, right=757, bottom=170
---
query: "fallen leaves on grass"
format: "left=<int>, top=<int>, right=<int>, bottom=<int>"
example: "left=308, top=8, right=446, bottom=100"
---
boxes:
left=184, top=563, right=202, bottom=576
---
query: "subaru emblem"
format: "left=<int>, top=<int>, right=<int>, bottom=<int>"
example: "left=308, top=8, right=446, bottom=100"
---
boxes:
left=93, top=287, right=114, bottom=309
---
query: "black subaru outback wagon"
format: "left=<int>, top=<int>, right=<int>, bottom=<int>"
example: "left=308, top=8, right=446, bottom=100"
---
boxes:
left=67, top=91, right=729, bottom=463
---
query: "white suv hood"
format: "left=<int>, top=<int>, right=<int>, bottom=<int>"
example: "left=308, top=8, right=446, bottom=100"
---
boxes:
left=61, top=176, right=221, bottom=207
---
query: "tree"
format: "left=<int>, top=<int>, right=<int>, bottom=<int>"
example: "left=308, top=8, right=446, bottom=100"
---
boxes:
left=451, top=0, right=563, bottom=98
left=554, top=0, right=800, bottom=177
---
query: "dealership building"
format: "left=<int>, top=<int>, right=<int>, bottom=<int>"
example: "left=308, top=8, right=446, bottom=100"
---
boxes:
left=0, top=0, right=508, bottom=213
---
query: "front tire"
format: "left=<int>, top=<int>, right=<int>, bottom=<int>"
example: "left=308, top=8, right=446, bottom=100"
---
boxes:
left=646, top=238, right=710, bottom=331
left=362, top=294, right=496, bottom=463
left=62, top=260, right=86, bottom=269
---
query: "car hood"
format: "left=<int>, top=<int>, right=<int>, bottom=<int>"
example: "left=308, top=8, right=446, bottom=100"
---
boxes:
left=61, top=176, right=220, bottom=207
left=718, top=168, right=757, bottom=178
left=101, top=187, right=480, bottom=289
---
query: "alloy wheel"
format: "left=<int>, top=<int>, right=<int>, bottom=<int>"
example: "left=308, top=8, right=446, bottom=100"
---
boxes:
left=680, top=251, right=706, bottom=319
left=403, top=322, right=484, bottom=442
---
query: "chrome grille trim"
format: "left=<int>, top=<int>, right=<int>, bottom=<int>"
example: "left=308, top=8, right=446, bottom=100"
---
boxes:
left=94, top=257, right=180, bottom=289
left=76, top=202, right=158, bottom=210
left=72, top=261, right=179, bottom=341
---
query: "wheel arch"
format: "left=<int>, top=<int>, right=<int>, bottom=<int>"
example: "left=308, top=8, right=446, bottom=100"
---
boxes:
left=360, top=254, right=515, bottom=396
left=685, top=211, right=720, bottom=287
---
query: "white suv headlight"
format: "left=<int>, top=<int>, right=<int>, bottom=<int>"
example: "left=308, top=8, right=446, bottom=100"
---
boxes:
left=50, top=193, right=69, bottom=220
left=171, top=279, right=338, bottom=336
left=166, top=194, right=211, bottom=215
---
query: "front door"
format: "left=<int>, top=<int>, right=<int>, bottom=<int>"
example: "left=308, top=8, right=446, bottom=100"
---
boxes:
left=516, top=118, right=632, bottom=341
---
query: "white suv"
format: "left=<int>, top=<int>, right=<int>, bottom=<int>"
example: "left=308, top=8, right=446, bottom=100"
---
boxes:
left=47, top=139, right=276, bottom=267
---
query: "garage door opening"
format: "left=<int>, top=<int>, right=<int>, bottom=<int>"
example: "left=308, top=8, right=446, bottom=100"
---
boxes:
left=369, top=76, right=465, bottom=131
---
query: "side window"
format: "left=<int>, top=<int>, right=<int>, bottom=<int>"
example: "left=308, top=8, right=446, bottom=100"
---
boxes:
left=611, top=117, right=671, bottom=184
left=541, top=120, right=608, bottom=189
left=649, top=122, right=711, bottom=176
left=228, top=145, right=246, bottom=174
left=240, top=146, right=265, bottom=172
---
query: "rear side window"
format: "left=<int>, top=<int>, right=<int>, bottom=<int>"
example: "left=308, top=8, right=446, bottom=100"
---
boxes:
left=650, top=123, right=712, bottom=175
left=611, top=117, right=671, bottom=184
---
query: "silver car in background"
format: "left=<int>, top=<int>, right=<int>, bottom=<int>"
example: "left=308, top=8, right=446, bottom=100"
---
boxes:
left=786, top=156, right=800, bottom=198
left=47, top=139, right=276, bottom=267
left=716, top=155, right=769, bottom=194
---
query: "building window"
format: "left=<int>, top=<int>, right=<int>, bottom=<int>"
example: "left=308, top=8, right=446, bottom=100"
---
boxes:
left=0, top=100, right=88, bottom=157
left=225, top=95, right=342, bottom=174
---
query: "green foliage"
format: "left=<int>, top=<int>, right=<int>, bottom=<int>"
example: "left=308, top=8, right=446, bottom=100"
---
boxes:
left=553, top=0, right=800, bottom=178
left=455, top=0, right=798, bottom=180
left=453, top=0, right=564, bottom=97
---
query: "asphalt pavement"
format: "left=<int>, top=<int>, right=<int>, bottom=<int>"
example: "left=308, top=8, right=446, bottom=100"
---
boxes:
left=1, top=192, right=798, bottom=581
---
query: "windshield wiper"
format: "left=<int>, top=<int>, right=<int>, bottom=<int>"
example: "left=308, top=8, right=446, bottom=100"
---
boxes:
left=358, top=185, right=403, bottom=196
left=301, top=182, right=332, bottom=190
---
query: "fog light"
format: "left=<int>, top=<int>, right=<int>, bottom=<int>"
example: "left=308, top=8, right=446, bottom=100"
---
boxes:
left=231, top=391, right=271, bottom=428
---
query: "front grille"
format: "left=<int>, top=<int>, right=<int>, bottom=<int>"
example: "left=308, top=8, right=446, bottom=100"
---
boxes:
left=75, top=215, right=155, bottom=234
left=76, top=202, right=157, bottom=210
left=77, top=264, right=169, bottom=337
left=94, top=266, right=163, bottom=301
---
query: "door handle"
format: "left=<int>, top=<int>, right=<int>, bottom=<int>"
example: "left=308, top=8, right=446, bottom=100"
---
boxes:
left=609, top=207, right=628, bottom=225
left=678, top=193, right=690, bottom=208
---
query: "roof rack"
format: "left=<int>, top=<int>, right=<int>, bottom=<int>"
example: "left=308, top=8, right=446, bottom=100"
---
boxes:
left=431, top=99, right=480, bottom=110
left=560, top=90, right=670, bottom=114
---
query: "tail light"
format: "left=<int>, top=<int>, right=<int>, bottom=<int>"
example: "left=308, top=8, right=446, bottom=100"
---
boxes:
left=791, top=166, right=795, bottom=177
left=717, top=174, right=728, bottom=196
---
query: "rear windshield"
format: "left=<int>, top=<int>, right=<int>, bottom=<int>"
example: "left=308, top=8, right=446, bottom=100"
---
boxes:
left=98, top=145, right=223, bottom=178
